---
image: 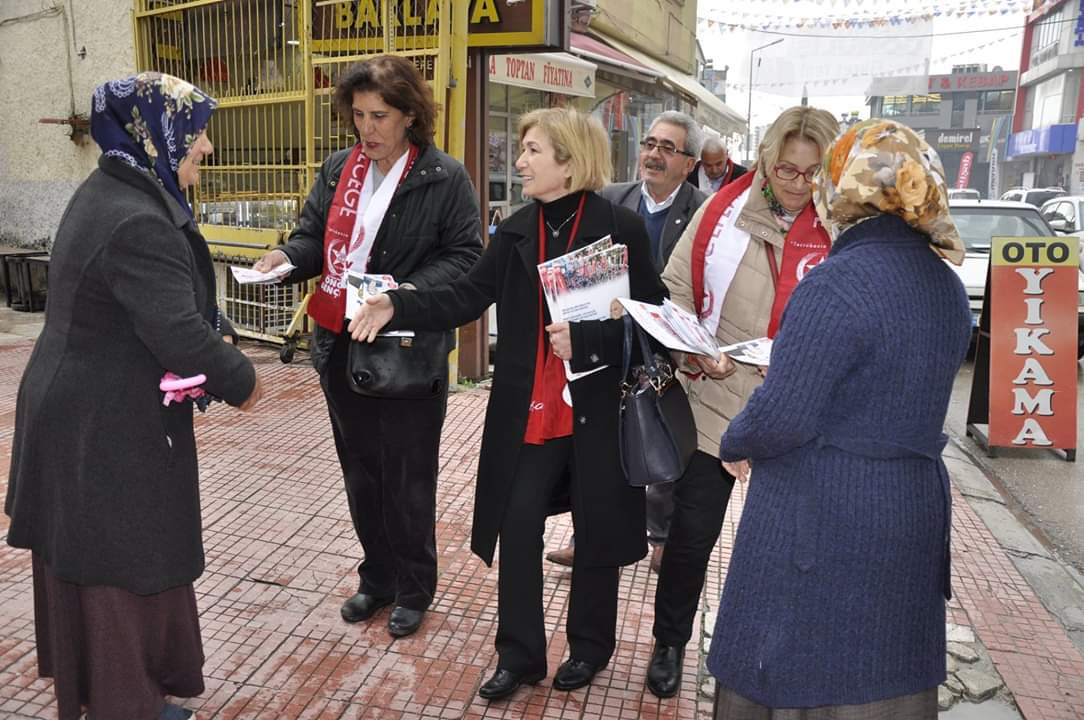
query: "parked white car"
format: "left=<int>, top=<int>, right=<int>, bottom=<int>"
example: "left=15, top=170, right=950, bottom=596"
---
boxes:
left=949, top=199, right=1084, bottom=357
left=999, top=186, right=1066, bottom=208
left=947, top=188, right=981, bottom=201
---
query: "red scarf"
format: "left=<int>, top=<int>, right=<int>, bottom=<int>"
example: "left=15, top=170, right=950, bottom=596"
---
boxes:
left=307, top=144, right=419, bottom=331
left=524, top=193, right=586, bottom=445
left=691, top=172, right=830, bottom=339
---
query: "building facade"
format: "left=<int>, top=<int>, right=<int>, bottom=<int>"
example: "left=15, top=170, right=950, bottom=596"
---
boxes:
left=1009, top=0, right=1084, bottom=193
left=0, top=0, right=134, bottom=247
left=867, top=65, right=1017, bottom=198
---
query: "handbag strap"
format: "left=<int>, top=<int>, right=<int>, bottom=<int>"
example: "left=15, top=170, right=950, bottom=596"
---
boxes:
left=622, top=314, right=634, bottom=385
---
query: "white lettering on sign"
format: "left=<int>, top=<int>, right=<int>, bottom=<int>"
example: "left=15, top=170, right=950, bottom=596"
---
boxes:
left=1012, top=418, right=1054, bottom=445
left=1015, top=267, right=1055, bottom=294
left=1011, top=388, right=1055, bottom=415
left=1012, top=357, right=1054, bottom=385
left=1024, top=297, right=1045, bottom=325
left=1014, top=328, right=1054, bottom=355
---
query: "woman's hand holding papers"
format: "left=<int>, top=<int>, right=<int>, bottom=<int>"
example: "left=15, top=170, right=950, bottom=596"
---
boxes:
left=349, top=293, right=395, bottom=343
left=546, top=322, right=572, bottom=360
left=690, top=352, right=735, bottom=380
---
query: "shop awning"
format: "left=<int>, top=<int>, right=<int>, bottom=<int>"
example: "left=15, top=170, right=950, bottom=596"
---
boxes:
left=570, top=32, right=659, bottom=82
left=489, top=51, right=597, bottom=98
left=587, top=33, right=746, bottom=136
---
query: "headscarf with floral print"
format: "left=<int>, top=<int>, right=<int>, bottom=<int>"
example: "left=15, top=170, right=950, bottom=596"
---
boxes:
left=813, top=119, right=965, bottom=265
left=90, top=72, right=217, bottom=218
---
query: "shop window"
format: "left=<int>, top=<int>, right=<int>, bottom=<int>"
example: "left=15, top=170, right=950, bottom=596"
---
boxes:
left=911, top=93, right=941, bottom=114
left=1030, top=11, right=1060, bottom=67
left=881, top=96, right=909, bottom=117
left=489, top=82, right=507, bottom=113
left=979, top=90, right=1014, bottom=113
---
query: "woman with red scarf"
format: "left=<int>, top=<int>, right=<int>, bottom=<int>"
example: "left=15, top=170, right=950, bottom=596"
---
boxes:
left=351, top=108, right=667, bottom=701
left=254, top=56, right=482, bottom=640
left=643, top=106, right=840, bottom=699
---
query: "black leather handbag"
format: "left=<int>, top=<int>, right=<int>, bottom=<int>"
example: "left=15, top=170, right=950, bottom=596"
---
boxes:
left=346, top=331, right=447, bottom=399
left=618, top=315, right=697, bottom=487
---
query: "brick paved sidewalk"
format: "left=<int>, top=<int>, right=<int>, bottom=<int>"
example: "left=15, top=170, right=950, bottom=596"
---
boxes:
left=0, top=340, right=1080, bottom=719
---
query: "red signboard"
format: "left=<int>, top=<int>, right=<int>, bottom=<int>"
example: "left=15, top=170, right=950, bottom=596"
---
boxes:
left=955, top=152, right=974, bottom=189
left=988, top=236, right=1079, bottom=450
left=927, top=72, right=1015, bottom=92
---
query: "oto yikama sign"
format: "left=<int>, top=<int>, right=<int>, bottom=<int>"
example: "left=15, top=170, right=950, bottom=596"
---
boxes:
left=988, top=237, right=1078, bottom=451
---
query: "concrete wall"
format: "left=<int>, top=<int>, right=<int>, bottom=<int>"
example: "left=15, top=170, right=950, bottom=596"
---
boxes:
left=0, top=0, right=133, bottom=247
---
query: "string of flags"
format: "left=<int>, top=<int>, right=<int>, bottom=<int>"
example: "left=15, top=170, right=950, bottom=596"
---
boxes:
left=698, top=0, right=1036, bottom=32
left=725, top=30, right=1021, bottom=92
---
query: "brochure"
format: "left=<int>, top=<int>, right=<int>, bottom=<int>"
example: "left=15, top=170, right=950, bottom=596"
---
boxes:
left=230, top=263, right=295, bottom=284
left=719, top=337, right=772, bottom=367
left=344, top=271, right=414, bottom=337
left=617, top=298, right=719, bottom=357
left=537, top=235, right=629, bottom=380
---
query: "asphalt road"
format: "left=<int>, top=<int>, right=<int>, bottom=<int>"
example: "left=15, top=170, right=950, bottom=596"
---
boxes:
left=946, top=356, right=1084, bottom=574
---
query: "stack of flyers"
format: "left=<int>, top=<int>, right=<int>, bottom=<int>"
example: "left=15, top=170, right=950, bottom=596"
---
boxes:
left=537, top=235, right=630, bottom=380
left=344, top=271, right=414, bottom=337
left=617, top=298, right=719, bottom=357
left=230, top=263, right=295, bottom=284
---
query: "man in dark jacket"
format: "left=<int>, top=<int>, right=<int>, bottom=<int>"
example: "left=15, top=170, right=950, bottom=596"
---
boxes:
left=687, top=135, right=747, bottom=195
left=546, top=110, right=706, bottom=571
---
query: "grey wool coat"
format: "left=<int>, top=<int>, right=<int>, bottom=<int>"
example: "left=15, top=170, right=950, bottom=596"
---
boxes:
left=5, top=156, right=256, bottom=595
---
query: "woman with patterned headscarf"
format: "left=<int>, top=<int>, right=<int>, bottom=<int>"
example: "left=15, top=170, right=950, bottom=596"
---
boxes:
left=5, top=72, right=261, bottom=720
left=706, top=120, right=971, bottom=718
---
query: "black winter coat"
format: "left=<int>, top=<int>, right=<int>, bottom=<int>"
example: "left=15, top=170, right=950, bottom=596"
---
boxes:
left=5, top=157, right=256, bottom=595
left=279, top=143, right=483, bottom=374
left=386, top=191, right=668, bottom=568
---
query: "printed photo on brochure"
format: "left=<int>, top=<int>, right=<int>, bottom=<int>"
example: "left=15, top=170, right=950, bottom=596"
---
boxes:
left=344, top=271, right=414, bottom=337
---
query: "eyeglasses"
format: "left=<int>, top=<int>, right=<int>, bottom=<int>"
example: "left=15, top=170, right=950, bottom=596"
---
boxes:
left=773, top=164, right=818, bottom=183
left=640, top=138, right=695, bottom=159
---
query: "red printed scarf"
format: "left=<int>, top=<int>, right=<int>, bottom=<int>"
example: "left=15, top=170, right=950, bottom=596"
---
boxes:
left=307, top=144, right=418, bottom=331
left=691, top=172, right=830, bottom=339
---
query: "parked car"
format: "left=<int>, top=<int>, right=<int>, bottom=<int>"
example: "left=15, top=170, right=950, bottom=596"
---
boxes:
left=1039, top=195, right=1084, bottom=237
left=999, top=186, right=1067, bottom=208
left=949, top=199, right=1084, bottom=357
left=948, top=188, right=981, bottom=201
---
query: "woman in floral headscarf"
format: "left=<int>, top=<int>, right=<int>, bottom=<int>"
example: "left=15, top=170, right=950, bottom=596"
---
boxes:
left=706, top=119, right=971, bottom=719
left=5, top=72, right=261, bottom=720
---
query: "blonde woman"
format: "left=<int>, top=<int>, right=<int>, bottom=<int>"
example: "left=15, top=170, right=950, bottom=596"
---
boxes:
left=352, top=108, right=667, bottom=700
left=709, top=121, right=969, bottom=717
left=646, top=106, right=839, bottom=698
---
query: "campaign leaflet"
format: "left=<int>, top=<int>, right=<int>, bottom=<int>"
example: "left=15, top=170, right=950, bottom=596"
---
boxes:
left=537, top=236, right=629, bottom=381
left=617, top=298, right=719, bottom=357
left=344, top=271, right=414, bottom=337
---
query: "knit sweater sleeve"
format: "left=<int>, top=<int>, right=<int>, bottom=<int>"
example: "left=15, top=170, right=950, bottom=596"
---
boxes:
left=719, top=271, right=867, bottom=461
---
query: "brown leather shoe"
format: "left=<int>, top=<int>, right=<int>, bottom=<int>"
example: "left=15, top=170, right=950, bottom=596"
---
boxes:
left=649, top=545, right=664, bottom=574
left=545, top=543, right=575, bottom=567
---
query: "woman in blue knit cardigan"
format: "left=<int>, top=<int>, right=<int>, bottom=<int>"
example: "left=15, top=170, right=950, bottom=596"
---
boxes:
left=708, top=120, right=972, bottom=718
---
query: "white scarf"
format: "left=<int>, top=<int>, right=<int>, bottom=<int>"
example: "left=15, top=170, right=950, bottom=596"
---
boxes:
left=699, top=186, right=753, bottom=335
left=343, top=150, right=411, bottom=285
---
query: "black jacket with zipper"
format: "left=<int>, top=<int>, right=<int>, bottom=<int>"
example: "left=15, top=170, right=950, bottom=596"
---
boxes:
left=279, top=143, right=483, bottom=374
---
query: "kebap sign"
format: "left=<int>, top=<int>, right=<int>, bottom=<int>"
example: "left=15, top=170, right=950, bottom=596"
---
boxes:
left=988, top=236, right=1078, bottom=452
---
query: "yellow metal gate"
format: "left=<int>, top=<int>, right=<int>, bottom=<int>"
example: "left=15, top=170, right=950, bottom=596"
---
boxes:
left=132, top=0, right=466, bottom=361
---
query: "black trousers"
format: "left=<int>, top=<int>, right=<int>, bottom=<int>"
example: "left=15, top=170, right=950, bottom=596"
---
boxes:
left=496, top=438, right=619, bottom=675
left=321, top=336, right=446, bottom=611
left=645, top=481, right=675, bottom=544
left=653, top=450, right=735, bottom=647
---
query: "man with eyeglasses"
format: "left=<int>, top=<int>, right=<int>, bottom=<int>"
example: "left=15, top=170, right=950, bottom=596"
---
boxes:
left=544, top=111, right=706, bottom=572
left=687, top=135, right=747, bottom=195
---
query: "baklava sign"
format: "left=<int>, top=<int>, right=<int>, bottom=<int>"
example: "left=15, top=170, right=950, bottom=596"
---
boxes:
left=988, top=236, right=1079, bottom=449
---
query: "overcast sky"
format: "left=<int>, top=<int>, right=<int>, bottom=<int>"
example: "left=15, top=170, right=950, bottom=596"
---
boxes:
left=696, top=0, right=1030, bottom=145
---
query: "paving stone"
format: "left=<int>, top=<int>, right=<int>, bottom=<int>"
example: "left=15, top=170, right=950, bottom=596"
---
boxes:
left=947, top=641, right=980, bottom=664
left=944, top=674, right=965, bottom=694
left=956, top=667, right=1003, bottom=702
left=702, top=636, right=711, bottom=654
left=938, top=685, right=958, bottom=711
left=946, top=623, right=975, bottom=643
left=946, top=654, right=958, bottom=674
left=701, top=679, right=716, bottom=699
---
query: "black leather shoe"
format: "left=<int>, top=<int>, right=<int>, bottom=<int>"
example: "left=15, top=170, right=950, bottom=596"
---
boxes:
left=646, top=643, right=684, bottom=698
left=478, top=667, right=546, bottom=700
left=387, top=606, right=425, bottom=638
left=340, top=592, right=393, bottom=623
left=553, top=658, right=606, bottom=691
